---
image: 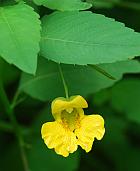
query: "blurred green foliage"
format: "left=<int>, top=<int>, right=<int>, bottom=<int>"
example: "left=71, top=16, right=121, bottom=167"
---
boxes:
left=0, top=0, right=140, bottom=171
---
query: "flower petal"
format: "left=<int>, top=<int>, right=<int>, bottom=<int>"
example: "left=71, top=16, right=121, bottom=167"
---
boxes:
left=75, top=115, right=105, bottom=152
left=41, top=121, right=78, bottom=157
left=51, top=95, right=88, bottom=115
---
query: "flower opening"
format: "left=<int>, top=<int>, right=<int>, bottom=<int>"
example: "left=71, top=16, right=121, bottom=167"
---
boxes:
left=41, top=95, right=105, bottom=157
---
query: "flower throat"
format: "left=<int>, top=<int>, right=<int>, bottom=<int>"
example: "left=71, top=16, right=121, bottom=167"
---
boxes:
left=61, top=108, right=79, bottom=131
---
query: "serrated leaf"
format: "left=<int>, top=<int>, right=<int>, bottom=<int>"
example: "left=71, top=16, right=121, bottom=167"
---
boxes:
left=33, top=0, right=92, bottom=11
left=19, top=57, right=140, bottom=101
left=41, top=11, right=140, bottom=65
left=0, top=2, right=41, bottom=74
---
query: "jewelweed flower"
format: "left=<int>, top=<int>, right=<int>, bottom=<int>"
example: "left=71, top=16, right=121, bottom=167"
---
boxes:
left=41, top=95, right=105, bottom=157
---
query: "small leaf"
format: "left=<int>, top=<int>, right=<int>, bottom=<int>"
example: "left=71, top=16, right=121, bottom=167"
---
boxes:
left=41, top=11, right=140, bottom=65
left=19, top=57, right=140, bottom=101
left=33, top=0, right=92, bottom=11
left=0, top=2, right=41, bottom=74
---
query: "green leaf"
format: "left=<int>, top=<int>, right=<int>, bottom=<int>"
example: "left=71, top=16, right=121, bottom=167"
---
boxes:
left=111, top=79, right=140, bottom=123
left=19, top=57, right=140, bottom=101
left=101, top=115, right=140, bottom=171
left=93, top=89, right=111, bottom=106
left=0, top=2, right=41, bottom=74
left=33, top=0, right=92, bottom=11
left=101, top=115, right=128, bottom=147
left=41, top=11, right=140, bottom=65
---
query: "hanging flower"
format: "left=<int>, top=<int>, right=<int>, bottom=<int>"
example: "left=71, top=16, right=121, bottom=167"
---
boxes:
left=41, top=95, right=105, bottom=157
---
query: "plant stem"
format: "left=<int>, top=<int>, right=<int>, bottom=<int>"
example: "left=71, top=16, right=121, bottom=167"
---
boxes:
left=58, top=64, right=69, bottom=99
left=0, top=81, right=29, bottom=171
left=0, top=120, right=30, bottom=136
left=10, top=89, right=20, bottom=109
left=0, top=121, right=13, bottom=132
left=88, top=64, right=116, bottom=80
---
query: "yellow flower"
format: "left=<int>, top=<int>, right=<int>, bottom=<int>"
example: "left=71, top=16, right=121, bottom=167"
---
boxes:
left=41, top=95, right=105, bottom=157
